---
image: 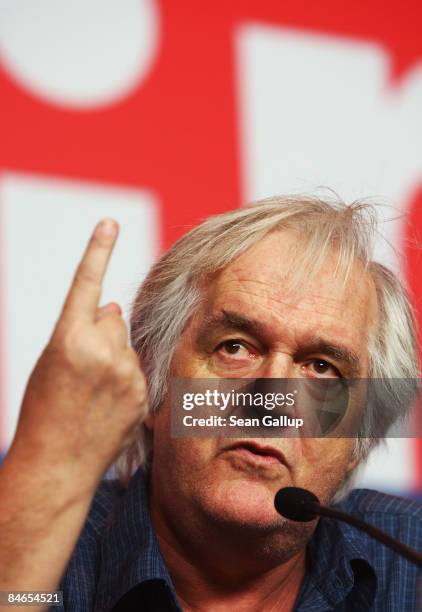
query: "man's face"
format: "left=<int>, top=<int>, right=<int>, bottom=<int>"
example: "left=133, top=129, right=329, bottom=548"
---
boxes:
left=147, top=230, right=378, bottom=533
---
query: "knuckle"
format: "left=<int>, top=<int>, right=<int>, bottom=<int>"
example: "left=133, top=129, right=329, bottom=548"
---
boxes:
left=115, top=364, right=148, bottom=404
left=75, top=263, right=99, bottom=287
left=132, top=375, right=148, bottom=401
left=51, top=324, right=82, bottom=358
left=56, top=325, right=114, bottom=372
left=94, top=346, right=114, bottom=370
left=114, top=359, right=136, bottom=386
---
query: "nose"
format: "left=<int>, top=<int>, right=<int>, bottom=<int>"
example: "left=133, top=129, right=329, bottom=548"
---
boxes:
left=257, top=352, right=295, bottom=379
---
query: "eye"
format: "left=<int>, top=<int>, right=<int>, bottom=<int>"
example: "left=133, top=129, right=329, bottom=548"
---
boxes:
left=217, top=339, right=249, bottom=356
left=306, top=359, right=341, bottom=378
left=211, top=338, right=259, bottom=372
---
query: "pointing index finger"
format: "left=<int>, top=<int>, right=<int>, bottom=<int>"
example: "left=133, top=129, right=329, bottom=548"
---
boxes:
left=61, top=219, right=119, bottom=322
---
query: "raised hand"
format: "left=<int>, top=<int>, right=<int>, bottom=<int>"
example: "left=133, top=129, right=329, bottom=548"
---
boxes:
left=7, top=218, right=148, bottom=500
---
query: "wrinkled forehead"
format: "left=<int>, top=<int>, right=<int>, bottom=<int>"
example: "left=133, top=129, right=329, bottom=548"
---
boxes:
left=203, top=230, right=379, bottom=340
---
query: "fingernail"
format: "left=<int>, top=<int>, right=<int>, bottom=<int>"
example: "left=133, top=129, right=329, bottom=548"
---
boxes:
left=98, top=219, right=117, bottom=237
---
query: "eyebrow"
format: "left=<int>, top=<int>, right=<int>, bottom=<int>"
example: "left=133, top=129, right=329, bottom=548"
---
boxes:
left=196, top=308, right=362, bottom=376
left=196, top=309, right=267, bottom=346
left=295, top=339, right=362, bottom=377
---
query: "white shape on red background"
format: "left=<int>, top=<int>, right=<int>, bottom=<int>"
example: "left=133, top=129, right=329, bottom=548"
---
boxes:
left=0, top=0, right=160, bottom=108
left=235, top=24, right=422, bottom=491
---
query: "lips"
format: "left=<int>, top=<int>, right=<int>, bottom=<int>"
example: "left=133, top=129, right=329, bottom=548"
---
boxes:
left=224, top=440, right=288, bottom=466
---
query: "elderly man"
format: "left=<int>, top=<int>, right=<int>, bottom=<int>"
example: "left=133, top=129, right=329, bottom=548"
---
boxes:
left=0, top=196, right=421, bottom=611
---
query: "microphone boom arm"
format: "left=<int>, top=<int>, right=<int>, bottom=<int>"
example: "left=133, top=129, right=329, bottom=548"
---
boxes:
left=312, top=502, right=422, bottom=568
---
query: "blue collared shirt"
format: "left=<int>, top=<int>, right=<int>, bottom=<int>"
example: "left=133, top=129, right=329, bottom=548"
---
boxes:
left=54, top=468, right=422, bottom=611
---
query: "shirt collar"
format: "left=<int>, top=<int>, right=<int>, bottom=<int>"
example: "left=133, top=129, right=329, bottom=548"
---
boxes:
left=296, top=512, right=377, bottom=608
left=94, top=468, right=180, bottom=612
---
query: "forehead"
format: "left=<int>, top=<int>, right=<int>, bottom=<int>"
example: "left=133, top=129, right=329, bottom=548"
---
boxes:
left=201, top=230, right=379, bottom=357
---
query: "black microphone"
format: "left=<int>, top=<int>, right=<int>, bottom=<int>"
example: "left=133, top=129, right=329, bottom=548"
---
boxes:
left=274, top=487, right=422, bottom=568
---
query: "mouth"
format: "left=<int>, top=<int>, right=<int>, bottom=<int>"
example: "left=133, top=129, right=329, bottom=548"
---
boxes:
left=223, top=441, right=288, bottom=467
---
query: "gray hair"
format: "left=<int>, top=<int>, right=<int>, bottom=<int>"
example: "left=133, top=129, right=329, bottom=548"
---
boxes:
left=115, top=195, right=419, bottom=498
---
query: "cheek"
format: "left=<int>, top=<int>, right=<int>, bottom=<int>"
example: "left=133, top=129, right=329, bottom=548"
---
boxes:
left=296, top=439, right=355, bottom=500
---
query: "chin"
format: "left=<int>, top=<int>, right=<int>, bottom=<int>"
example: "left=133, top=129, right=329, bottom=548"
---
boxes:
left=197, top=477, right=283, bottom=531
